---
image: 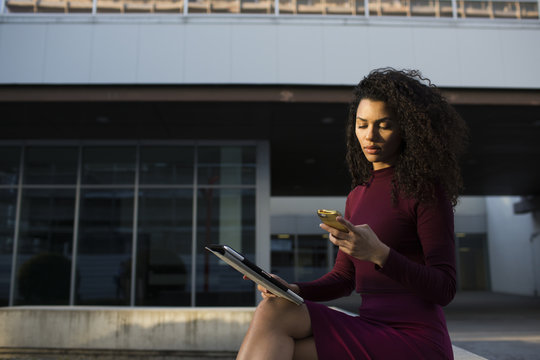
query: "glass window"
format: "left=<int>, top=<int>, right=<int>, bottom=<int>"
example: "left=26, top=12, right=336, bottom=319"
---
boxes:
left=271, top=233, right=335, bottom=283
left=196, top=188, right=255, bottom=306
left=82, top=146, right=136, bottom=185
left=297, top=234, right=330, bottom=281
left=136, top=189, right=193, bottom=306
left=139, top=146, right=194, bottom=185
left=0, top=147, right=21, bottom=185
left=24, top=146, right=78, bottom=185
left=76, top=189, right=134, bottom=305
left=15, top=189, right=75, bottom=305
left=0, top=142, right=260, bottom=307
left=0, top=189, right=17, bottom=306
left=198, top=146, right=256, bottom=185
left=456, top=233, right=490, bottom=291
left=270, top=234, right=295, bottom=281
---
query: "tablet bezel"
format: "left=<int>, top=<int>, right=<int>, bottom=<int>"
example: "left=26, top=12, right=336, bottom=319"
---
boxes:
left=205, top=244, right=304, bottom=305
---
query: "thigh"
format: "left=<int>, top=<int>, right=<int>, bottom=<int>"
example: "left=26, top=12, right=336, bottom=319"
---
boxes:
left=293, top=337, right=318, bottom=360
left=254, top=297, right=313, bottom=339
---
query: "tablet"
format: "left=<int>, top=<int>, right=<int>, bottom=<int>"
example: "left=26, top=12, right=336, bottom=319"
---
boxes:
left=205, top=244, right=304, bottom=305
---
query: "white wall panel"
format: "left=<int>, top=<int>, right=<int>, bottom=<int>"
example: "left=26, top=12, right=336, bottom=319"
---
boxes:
left=184, top=23, right=232, bottom=83
left=43, top=24, right=93, bottom=83
left=231, top=24, right=278, bottom=83
left=456, top=27, right=505, bottom=87
left=486, top=196, right=537, bottom=296
left=137, top=24, right=185, bottom=83
left=0, top=17, right=539, bottom=88
left=366, top=25, right=416, bottom=71
left=91, top=24, right=139, bottom=83
left=321, top=25, right=370, bottom=85
left=499, top=28, right=540, bottom=88
left=276, top=24, right=325, bottom=84
left=411, top=26, right=461, bottom=86
left=0, top=24, right=47, bottom=83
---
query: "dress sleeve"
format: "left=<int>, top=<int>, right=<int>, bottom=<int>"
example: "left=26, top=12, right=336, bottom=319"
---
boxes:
left=294, top=195, right=356, bottom=301
left=376, top=191, right=457, bottom=306
left=294, top=249, right=356, bottom=301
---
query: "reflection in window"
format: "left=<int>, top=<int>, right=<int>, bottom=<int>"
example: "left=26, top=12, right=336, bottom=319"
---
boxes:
left=136, top=189, right=193, bottom=306
left=198, top=146, right=256, bottom=185
left=3, top=0, right=539, bottom=18
left=140, top=146, right=194, bottom=185
left=271, top=233, right=336, bottom=283
left=15, top=189, right=75, bottom=305
left=0, top=189, right=17, bottom=306
left=196, top=188, right=255, bottom=306
left=0, top=147, right=21, bottom=186
left=82, top=146, right=136, bottom=185
left=1, top=143, right=259, bottom=307
left=24, top=146, right=78, bottom=185
left=77, top=189, right=134, bottom=305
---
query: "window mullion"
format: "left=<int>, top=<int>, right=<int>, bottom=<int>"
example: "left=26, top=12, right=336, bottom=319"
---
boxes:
left=8, top=146, right=24, bottom=306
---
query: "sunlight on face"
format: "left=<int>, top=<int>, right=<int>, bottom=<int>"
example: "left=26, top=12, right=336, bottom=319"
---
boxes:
left=355, top=99, right=402, bottom=170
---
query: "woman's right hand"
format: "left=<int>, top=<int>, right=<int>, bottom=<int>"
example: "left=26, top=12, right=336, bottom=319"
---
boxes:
left=243, top=274, right=300, bottom=298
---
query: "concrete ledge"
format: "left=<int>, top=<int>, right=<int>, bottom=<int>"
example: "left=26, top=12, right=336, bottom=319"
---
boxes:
left=0, top=306, right=486, bottom=359
left=0, top=348, right=236, bottom=360
left=452, top=345, right=488, bottom=360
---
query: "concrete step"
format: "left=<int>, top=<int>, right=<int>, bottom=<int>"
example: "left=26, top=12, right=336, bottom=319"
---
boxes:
left=0, top=306, right=486, bottom=359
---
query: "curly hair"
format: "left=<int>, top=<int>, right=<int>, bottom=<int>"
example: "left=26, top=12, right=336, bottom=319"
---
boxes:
left=346, top=68, right=469, bottom=207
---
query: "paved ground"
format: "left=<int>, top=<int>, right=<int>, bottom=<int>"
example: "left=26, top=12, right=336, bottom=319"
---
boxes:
left=324, top=291, right=540, bottom=360
left=444, top=291, right=540, bottom=360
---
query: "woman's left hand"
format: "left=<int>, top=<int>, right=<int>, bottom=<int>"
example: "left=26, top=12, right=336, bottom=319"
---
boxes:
left=320, top=216, right=390, bottom=268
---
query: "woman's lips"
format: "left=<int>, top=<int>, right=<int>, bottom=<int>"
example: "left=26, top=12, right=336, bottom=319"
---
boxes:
left=364, top=146, right=381, bottom=155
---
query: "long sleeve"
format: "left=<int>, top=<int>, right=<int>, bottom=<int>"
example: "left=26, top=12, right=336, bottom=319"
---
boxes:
left=294, top=249, right=356, bottom=302
left=377, top=191, right=456, bottom=306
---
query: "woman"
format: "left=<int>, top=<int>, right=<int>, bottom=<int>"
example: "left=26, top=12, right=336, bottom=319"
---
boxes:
left=237, top=68, right=469, bottom=360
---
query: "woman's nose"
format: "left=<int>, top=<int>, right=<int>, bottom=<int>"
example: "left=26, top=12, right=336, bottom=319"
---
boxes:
left=365, top=126, right=378, bottom=141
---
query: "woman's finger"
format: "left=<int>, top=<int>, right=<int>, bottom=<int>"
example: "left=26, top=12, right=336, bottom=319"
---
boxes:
left=319, top=223, right=349, bottom=240
left=336, top=216, right=356, bottom=232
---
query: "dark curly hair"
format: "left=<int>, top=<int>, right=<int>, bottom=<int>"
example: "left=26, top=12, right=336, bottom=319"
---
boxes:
left=346, top=68, right=469, bottom=207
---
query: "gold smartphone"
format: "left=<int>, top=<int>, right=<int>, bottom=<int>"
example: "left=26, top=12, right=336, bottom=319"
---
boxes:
left=317, top=209, right=349, bottom=232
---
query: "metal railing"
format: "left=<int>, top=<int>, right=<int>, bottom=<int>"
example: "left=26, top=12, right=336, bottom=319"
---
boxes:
left=0, top=0, right=539, bottom=20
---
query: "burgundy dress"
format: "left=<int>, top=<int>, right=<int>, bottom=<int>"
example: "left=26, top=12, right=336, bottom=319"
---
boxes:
left=295, top=167, right=456, bottom=359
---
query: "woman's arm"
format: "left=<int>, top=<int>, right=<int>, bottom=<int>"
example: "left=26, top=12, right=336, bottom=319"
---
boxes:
left=294, top=249, right=356, bottom=302
left=376, top=194, right=456, bottom=306
left=326, top=190, right=456, bottom=306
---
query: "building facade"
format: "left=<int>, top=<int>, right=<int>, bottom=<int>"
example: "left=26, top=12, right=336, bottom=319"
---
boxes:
left=1, top=1, right=540, bottom=307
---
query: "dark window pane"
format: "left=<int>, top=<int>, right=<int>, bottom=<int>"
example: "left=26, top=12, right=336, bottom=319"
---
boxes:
left=136, top=189, right=193, bottom=306
left=457, top=233, right=489, bottom=291
left=24, top=146, right=78, bottom=185
left=297, top=234, right=329, bottom=281
left=196, top=188, right=255, bottom=306
left=270, top=234, right=295, bottom=281
left=77, top=189, right=133, bottom=305
left=271, top=234, right=332, bottom=283
left=82, top=147, right=135, bottom=185
left=15, top=189, right=75, bottom=305
left=140, top=146, right=194, bottom=185
left=198, top=146, right=256, bottom=185
left=0, top=189, right=17, bottom=306
left=0, top=147, right=21, bottom=185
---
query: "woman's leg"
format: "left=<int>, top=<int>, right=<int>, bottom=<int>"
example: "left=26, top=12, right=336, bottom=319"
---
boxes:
left=236, top=297, right=317, bottom=360
left=293, top=337, right=318, bottom=360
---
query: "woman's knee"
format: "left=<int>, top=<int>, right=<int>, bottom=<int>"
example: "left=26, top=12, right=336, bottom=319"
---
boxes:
left=254, top=297, right=295, bottom=321
left=252, top=298, right=312, bottom=337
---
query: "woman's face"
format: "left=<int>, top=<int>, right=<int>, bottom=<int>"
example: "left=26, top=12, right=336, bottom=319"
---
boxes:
left=355, top=99, right=402, bottom=171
